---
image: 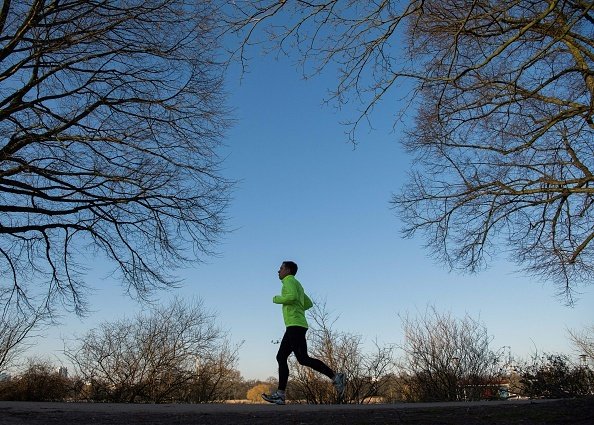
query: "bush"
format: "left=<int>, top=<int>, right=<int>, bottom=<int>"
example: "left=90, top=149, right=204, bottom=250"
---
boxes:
left=518, top=354, right=594, bottom=398
left=0, top=361, right=72, bottom=401
left=66, top=298, right=241, bottom=403
left=246, top=383, right=273, bottom=402
left=288, top=302, right=395, bottom=404
left=399, top=307, right=503, bottom=402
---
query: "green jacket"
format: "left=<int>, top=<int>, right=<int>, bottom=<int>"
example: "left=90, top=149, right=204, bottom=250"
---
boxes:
left=273, top=275, right=313, bottom=328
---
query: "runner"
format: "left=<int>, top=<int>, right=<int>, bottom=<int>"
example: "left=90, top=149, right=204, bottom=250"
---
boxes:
left=262, top=261, right=346, bottom=405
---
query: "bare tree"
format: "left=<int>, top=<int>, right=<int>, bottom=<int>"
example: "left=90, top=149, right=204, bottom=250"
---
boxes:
left=289, top=301, right=395, bottom=404
left=226, top=1, right=594, bottom=300
left=0, top=0, right=231, bottom=316
left=0, top=303, right=46, bottom=373
left=65, top=298, right=233, bottom=403
left=189, top=339, right=243, bottom=402
left=568, top=324, right=594, bottom=362
left=398, top=306, right=503, bottom=402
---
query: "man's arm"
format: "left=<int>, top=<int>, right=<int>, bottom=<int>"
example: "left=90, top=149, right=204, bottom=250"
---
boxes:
left=273, top=280, right=298, bottom=305
left=303, top=293, right=313, bottom=310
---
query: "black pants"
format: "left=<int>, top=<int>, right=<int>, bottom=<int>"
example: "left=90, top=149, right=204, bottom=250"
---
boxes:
left=276, top=326, right=335, bottom=391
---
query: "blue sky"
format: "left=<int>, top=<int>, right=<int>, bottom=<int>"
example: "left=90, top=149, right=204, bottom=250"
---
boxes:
left=31, top=47, right=593, bottom=381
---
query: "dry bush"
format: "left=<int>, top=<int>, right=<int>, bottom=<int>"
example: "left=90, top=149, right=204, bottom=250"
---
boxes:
left=66, top=297, right=240, bottom=403
left=288, top=301, right=395, bottom=404
left=398, top=306, right=503, bottom=402
left=246, top=383, right=273, bottom=402
left=0, top=359, right=72, bottom=401
left=517, top=354, right=594, bottom=399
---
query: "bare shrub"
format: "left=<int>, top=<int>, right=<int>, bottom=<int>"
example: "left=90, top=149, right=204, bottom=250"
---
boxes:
left=288, top=302, right=395, bottom=404
left=188, top=343, right=243, bottom=403
left=0, top=359, right=71, bottom=401
left=517, top=354, right=594, bottom=399
left=66, top=297, right=239, bottom=403
left=398, top=306, right=502, bottom=402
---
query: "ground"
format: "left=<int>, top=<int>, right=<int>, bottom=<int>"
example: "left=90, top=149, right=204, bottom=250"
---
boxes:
left=0, top=397, right=593, bottom=424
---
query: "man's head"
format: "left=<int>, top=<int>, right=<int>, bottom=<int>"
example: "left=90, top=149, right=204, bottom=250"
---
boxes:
left=278, top=261, right=298, bottom=280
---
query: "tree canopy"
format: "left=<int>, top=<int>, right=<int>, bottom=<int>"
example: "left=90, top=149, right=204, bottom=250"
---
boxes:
left=228, top=0, right=594, bottom=301
left=0, top=0, right=231, bottom=316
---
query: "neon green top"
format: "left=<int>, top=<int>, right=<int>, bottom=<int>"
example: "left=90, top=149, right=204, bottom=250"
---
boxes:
left=273, top=275, right=313, bottom=328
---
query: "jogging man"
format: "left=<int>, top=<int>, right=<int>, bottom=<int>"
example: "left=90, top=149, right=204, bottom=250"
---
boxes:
left=262, top=260, right=346, bottom=405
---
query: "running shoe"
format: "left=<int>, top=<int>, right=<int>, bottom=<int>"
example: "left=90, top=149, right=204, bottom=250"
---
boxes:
left=333, top=372, right=346, bottom=399
left=262, top=391, right=286, bottom=405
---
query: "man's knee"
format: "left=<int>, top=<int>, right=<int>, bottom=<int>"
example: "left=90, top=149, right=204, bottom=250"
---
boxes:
left=294, top=352, right=311, bottom=366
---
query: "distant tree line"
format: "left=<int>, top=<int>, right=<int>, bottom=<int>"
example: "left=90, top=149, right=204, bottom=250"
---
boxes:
left=1, top=301, right=592, bottom=403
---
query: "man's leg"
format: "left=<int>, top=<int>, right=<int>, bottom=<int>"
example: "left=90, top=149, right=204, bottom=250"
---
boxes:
left=275, top=329, right=293, bottom=391
left=263, top=329, right=293, bottom=404
left=281, top=326, right=347, bottom=401
left=290, top=326, right=335, bottom=379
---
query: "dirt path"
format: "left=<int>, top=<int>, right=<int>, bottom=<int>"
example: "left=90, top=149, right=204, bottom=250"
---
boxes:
left=1, top=398, right=593, bottom=424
